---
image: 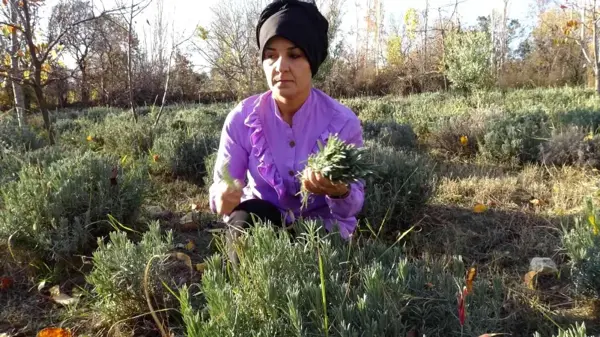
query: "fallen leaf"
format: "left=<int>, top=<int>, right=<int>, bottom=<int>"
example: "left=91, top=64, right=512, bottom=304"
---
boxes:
left=473, top=203, right=488, bottom=213
left=466, top=267, right=477, bottom=295
left=49, top=285, right=78, bottom=306
left=0, top=277, right=13, bottom=291
left=460, top=135, right=468, bottom=146
left=195, top=262, right=207, bottom=273
left=173, top=252, right=193, bottom=272
left=185, top=240, right=196, bottom=251
left=36, top=327, right=72, bottom=337
left=424, top=282, right=434, bottom=289
left=530, top=198, right=541, bottom=206
left=524, top=271, right=538, bottom=290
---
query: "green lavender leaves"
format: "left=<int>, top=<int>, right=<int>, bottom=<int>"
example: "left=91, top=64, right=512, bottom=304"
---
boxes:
left=299, top=134, right=374, bottom=209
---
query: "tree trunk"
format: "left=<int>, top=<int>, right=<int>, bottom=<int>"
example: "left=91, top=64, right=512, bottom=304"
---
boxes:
left=33, top=74, right=53, bottom=145
left=596, top=66, right=600, bottom=94
left=127, top=0, right=138, bottom=122
left=10, top=0, right=24, bottom=128
left=80, top=62, right=90, bottom=105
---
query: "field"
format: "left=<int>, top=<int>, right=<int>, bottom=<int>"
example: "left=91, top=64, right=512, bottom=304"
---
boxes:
left=1, top=87, right=600, bottom=337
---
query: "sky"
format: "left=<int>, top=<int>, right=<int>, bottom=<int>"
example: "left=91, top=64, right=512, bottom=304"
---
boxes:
left=41, top=0, right=540, bottom=70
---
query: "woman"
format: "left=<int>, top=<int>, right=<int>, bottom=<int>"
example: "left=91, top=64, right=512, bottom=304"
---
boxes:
left=208, top=0, right=365, bottom=257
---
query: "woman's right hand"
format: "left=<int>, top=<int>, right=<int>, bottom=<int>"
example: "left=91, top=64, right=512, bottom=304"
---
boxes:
left=213, top=180, right=245, bottom=216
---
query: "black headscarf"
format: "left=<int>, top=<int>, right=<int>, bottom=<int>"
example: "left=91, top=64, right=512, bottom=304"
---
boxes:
left=256, top=0, right=329, bottom=77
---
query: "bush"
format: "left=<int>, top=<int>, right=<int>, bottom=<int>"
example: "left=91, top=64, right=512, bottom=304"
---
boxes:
left=538, top=127, right=600, bottom=169
left=533, top=322, right=590, bottom=337
left=0, top=151, right=148, bottom=261
left=85, top=113, right=160, bottom=158
left=203, top=151, right=218, bottom=188
left=561, top=199, right=600, bottom=297
left=0, top=116, right=46, bottom=151
left=150, top=130, right=219, bottom=185
left=361, top=120, right=417, bottom=150
left=359, top=141, right=435, bottom=235
left=444, top=31, right=494, bottom=92
left=86, top=222, right=175, bottom=325
left=479, top=110, right=550, bottom=165
left=179, top=221, right=505, bottom=337
left=0, top=145, right=76, bottom=186
left=427, top=114, right=486, bottom=157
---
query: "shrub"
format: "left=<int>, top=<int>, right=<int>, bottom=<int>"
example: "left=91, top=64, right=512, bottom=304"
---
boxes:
left=538, top=127, right=600, bottom=169
left=427, top=113, right=486, bottom=157
left=0, top=116, right=46, bottom=151
left=480, top=110, right=550, bottom=165
left=533, top=322, right=590, bottom=337
left=359, top=140, right=435, bottom=235
left=203, top=151, right=218, bottom=188
left=561, top=199, right=600, bottom=297
left=0, top=151, right=148, bottom=261
left=150, top=130, right=219, bottom=185
left=85, top=113, right=160, bottom=158
left=444, top=30, right=494, bottom=92
left=361, top=120, right=417, bottom=150
left=0, top=145, right=76, bottom=186
left=179, top=221, right=505, bottom=337
left=86, top=222, right=175, bottom=325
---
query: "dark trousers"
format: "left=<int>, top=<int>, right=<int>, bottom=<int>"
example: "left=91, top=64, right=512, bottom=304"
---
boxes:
left=225, top=198, right=286, bottom=266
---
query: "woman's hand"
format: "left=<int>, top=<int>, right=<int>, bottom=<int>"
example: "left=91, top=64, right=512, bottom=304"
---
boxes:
left=213, top=179, right=245, bottom=215
left=302, top=168, right=349, bottom=198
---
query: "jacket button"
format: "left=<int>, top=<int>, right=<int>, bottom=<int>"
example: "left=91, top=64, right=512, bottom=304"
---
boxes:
left=289, top=140, right=295, bottom=147
left=288, top=170, right=295, bottom=176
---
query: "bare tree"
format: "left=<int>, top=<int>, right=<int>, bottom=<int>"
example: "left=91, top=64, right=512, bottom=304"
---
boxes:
left=113, top=0, right=152, bottom=122
left=50, top=0, right=100, bottom=105
left=192, top=0, right=268, bottom=96
left=0, top=0, right=123, bottom=144
left=8, top=0, right=24, bottom=128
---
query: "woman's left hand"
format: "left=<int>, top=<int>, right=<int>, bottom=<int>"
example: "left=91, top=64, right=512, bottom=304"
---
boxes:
left=302, top=168, right=349, bottom=198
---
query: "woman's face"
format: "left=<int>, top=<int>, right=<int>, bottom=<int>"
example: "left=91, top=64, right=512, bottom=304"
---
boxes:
left=262, top=36, right=312, bottom=101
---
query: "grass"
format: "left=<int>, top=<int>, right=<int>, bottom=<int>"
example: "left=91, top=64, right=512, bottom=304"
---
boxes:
left=1, top=87, right=600, bottom=336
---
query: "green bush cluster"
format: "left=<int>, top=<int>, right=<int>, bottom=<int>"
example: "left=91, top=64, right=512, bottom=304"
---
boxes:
left=427, top=114, right=486, bottom=157
left=0, top=115, right=46, bottom=151
left=86, top=222, right=175, bottom=324
left=179, top=221, right=505, bottom=337
left=538, top=127, right=600, bottom=169
left=85, top=114, right=160, bottom=158
left=150, top=130, right=218, bottom=185
left=359, top=140, right=435, bottom=235
left=561, top=200, right=600, bottom=297
left=533, top=323, right=590, bottom=337
left=361, top=120, right=417, bottom=150
left=0, top=151, right=147, bottom=261
left=479, top=110, right=550, bottom=164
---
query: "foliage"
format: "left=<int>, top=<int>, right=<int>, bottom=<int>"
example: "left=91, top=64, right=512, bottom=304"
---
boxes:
left=538, top=126, right=600, bottom=169
left=0, top=144, right=75, bottom=186
left=361, top=120, right=417, bottom=150
left=0, top=115, right=46, bottom=151
left=444, top=30, right=494, bottom=91
left=479, top=110, right=550, bottom=164
left=359, top=140, right=435, bottom=234
left=84, top=113, right=160, bottom=158
left=150, top=129, right=219, bottom=185
left=179, top=221, right=505, bottom=337
left=300, top=134, right=374, bottom=208
left=427, top=113, right=487, bottom=157
left=0, top=150, right=147, bottom=261
left=561, top=199, right=600, bottom=297
left=86, top=222, right=175, bottom=324
left=533, top=322, right=590, bottom=337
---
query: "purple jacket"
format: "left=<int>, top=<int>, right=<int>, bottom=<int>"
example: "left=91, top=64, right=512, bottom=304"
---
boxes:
left=209, top=88, right=365, bottom=238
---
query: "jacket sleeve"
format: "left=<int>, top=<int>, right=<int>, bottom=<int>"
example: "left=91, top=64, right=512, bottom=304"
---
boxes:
left=324, top=116, right=366, bottom=225
left=209, top=104, right=249, bottom=213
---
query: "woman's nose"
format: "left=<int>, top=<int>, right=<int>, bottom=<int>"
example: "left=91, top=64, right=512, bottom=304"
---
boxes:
left=275, top=55, right=289, bottom=72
